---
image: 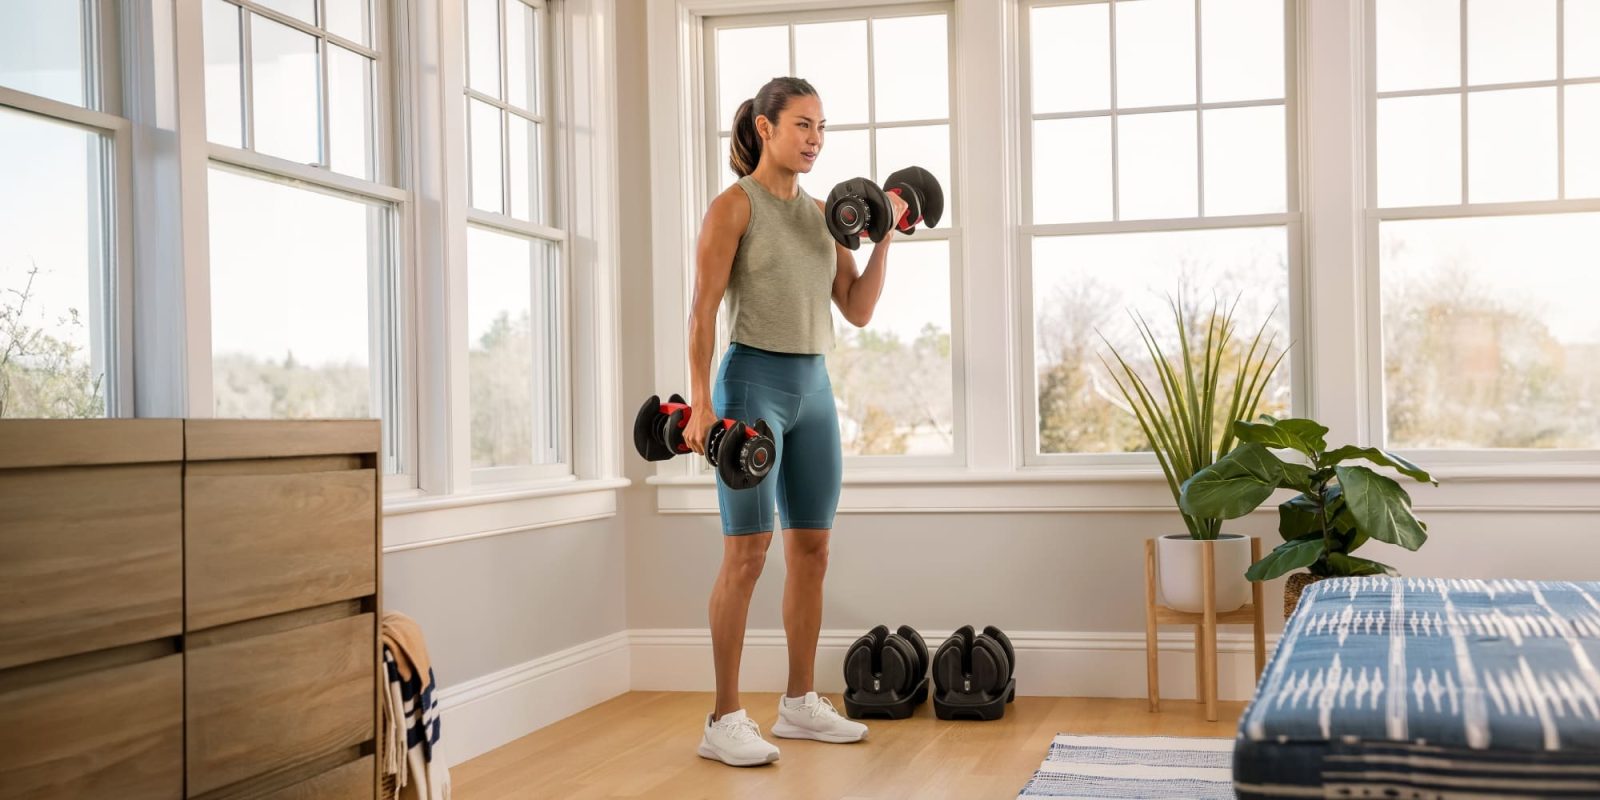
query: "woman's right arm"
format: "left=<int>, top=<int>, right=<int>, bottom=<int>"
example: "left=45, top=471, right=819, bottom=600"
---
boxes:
left=684, top=188, right=750, bottom=455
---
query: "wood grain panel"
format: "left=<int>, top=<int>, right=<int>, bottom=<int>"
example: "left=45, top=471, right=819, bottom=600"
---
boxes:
left=0, top=419, right=182, bottom=469
left=0, top=464, right=182, bottom=668
left=0, top=654, right=183, bottom=800
left=187, top=615, right=375, bottom=796
left=254, top=756, right=374, bottom=800
left=184, top=420, right=378, bottom=461
left=186, top=469, right=376, bottom=630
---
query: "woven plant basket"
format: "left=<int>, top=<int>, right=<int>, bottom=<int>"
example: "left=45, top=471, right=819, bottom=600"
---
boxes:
left=1283, top=572, right=1327, bottom=619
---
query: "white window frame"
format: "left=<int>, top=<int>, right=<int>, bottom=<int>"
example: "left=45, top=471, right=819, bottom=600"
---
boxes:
left=1362, top=0, right=1600, bottom=470
left=695, top=3, right=967, bottom=471
left=0, top=0, right=135, bottom=419
left=192, top=0, right=417, bottom=491
left=1016, top=0, right=1307, bottom=469
left=461, top=0, right=574, bottom=485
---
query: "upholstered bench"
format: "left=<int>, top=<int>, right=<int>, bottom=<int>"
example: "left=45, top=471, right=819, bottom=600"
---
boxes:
left=1234, top=577, right=1600, bottom=799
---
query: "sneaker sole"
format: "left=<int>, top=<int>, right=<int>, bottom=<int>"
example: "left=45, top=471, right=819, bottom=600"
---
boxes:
left=697, top=742, right=780, bottom=767
left=771, top=719, right=868, bottom=743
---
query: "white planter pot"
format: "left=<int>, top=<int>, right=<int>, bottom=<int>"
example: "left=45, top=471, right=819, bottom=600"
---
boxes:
left=1157, top=533, right=1253, bottom=614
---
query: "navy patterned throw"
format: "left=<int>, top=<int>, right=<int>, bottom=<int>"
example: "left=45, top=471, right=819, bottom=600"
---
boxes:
left=1235, top=577, right=1600, bottom=799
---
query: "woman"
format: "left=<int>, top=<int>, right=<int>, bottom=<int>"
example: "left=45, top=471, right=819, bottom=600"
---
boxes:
left=684, top=76, right=907, bottom=768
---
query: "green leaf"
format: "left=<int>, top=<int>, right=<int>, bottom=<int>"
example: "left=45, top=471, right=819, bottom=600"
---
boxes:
left=1232, top=418, right=1329, bottom=460
left=1325, top=552, right=1396, bottom=577
left=1179, top=442, right=1287, bottom=520
left=1324, top=446, right=1437, bottom=485
left=1335, top=465, right=1428, bottom=551
left=1278, top=494, right=1321, bottom=540
left=1280, top=462, right=1313, bottom=492
left=1245, top=535, right=1325, bottom=582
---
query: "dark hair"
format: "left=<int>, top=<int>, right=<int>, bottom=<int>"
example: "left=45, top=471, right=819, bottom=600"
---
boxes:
left=730, top=76, right=818, bottom=178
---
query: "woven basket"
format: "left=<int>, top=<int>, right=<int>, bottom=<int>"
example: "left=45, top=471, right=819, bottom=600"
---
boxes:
left=1283, top=572, right=1327, bottom=618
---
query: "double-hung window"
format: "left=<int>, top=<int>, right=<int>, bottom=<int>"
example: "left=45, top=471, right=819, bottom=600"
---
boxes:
left=1021, top=0, right=1300, bottom=463
left=0, top=1, right=128, bottom=419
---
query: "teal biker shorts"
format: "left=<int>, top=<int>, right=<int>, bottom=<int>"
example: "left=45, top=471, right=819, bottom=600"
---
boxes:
left=711, top=343, right=842, bottom=535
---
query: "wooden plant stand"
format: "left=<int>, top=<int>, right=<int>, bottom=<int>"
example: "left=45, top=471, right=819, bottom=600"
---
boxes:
left=1143, top=537, right=1267, bottom=722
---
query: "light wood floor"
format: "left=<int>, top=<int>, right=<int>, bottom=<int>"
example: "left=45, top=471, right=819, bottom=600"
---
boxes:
left=452, top=692, right=1245, bottom=799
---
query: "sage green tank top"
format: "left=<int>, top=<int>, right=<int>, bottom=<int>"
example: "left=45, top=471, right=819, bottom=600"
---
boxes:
left=726, top=175, right=837, bottom=354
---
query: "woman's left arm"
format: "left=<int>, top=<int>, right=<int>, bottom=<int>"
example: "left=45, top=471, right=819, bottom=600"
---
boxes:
left=825, top=192, right=908, bottom=327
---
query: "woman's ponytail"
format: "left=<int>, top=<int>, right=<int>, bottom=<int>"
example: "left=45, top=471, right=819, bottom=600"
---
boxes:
left=727, top=76, right=818, bottom=179
left=730, top=98, right=760, bottom=178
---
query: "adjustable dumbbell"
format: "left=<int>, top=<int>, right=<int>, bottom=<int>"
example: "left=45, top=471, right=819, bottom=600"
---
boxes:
left=842, top=624, right=930, bottom=719
left=931, top=625, right=1017, bottom=721
left=632, top=394, right=776, bottom=490
left=824, top=166, right=945, bottom=251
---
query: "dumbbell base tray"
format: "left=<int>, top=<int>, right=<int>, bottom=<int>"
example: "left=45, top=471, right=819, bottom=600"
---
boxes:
left=932, top=678, right=1016, bottom=721
left=843, top=676, right=929, bottom=720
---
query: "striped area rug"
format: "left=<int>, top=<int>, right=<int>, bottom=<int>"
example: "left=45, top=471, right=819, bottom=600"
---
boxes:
left=1015, top=734, right=1234, bottom=799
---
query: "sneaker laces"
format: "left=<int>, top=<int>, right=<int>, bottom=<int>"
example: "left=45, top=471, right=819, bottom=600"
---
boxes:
left=807, top=695, right=841, bottom=721
left=717, top=715, right=762, bottom=742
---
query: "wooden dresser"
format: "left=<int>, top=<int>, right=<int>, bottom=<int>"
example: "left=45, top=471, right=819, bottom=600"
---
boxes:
left=0, top=419, right=382, bottom=800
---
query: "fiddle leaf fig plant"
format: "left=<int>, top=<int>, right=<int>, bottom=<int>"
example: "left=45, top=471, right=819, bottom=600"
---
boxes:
left=1178, top=416, right=1438, bottom=581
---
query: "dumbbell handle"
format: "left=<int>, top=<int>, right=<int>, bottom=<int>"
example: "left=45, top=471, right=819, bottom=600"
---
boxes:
left=853, top=186, right=917, bottom=239
left=659, top=400, right=758, bottom=450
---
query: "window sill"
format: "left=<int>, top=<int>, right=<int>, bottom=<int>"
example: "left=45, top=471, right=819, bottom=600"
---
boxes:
left=382, top=476, right=631, bottom=552
left=646, top=465, right=1600, bottom=515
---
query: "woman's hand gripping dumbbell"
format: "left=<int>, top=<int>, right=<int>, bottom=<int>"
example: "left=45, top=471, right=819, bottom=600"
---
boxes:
left=632, top=394, right=776, bottom=490
left=824, top=166, right=945, bottom=250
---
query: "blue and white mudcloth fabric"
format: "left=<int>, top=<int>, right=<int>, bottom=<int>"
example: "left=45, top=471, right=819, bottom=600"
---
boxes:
left=1017, top=735, right=1233, bottom=799
left=1235, top=577, right=1600, bottom=799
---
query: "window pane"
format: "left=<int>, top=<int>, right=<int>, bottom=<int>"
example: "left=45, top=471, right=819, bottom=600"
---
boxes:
left=203, top=0, right=245, bottom=148
left=1467, top=0, right=1555, bottom=86
left=716, top=26, right=789, bottom=131
left=1569, top=0, right=1600, bottom=78
left=508, top=115, right=544, bottom=223
left=1376, top=0, right=1460, bottom=92
left=1381, top=214, right=1600, bottom=449
left=0, top=0, right=86, bottom=106
left=829, top=240, right=953, bottom=456
left=468, top=227, right=563, bottom=468
left=469, top=99, right=503, bottom=214
left=251, top=16, right=322, bottom=165
left=208, top=167, right=390, bottom=429
left=1203, top=105, right=1286, bottom=216
left=1201, top=0, right=1284, bottom=103
left=798, top=129, right=869, bottom=204
left=1377, top=94, right=1462, bottom=207
left=506, top=0, right=537, bottom=113
left=1467, top=88, right=1557, bottom=203
left=1030, top=3, right=1110, bottom=114
left=874, top=124, right=953, bottom=224
left=1032, top=227, right=1291, bottom=454
left=1115, top=0, right=1195, bottom=108
left=0, top=109, right=110, bottom=418
left=872, top=15, right=949, bottom=122
left=1032, top=117, right=1112, bottom=223
left=795, top=20, right=869, bottom=126
left=1118, top=111, right=1198, bottom=220
left=256, top=0, right=315, bottom=26
left=1567, top=84, right=1600, bottom=198
left=467, top=0, right=502, bottom=98
left=325, top=0, right=372, bottom=47
left=327, top=46, right=374, bottom=180
left=719, top=134, right=736, bottom=193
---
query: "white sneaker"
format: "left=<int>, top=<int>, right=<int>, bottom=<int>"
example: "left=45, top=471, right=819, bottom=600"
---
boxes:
left=697, top=709, right=780, bottom=767
left=772, top=692, right=869, bottom=743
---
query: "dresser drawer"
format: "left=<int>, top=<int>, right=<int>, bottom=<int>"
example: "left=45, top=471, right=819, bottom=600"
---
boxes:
left=0, top=653, right=183, bottom=800
left=186, top=614, right=375, bottom=796
left=185, top=469, right=376, bottom=630
left=0, top=464, right=182, bottom=668
left=256, top=755, right=375, bottom=800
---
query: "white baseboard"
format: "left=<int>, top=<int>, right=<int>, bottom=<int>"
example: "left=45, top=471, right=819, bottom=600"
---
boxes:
left=436, top=626, right=1281, bottom=766
left=630, top=627, right=1281, bottom=703
left=436, top=631, right=630, bottom=766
